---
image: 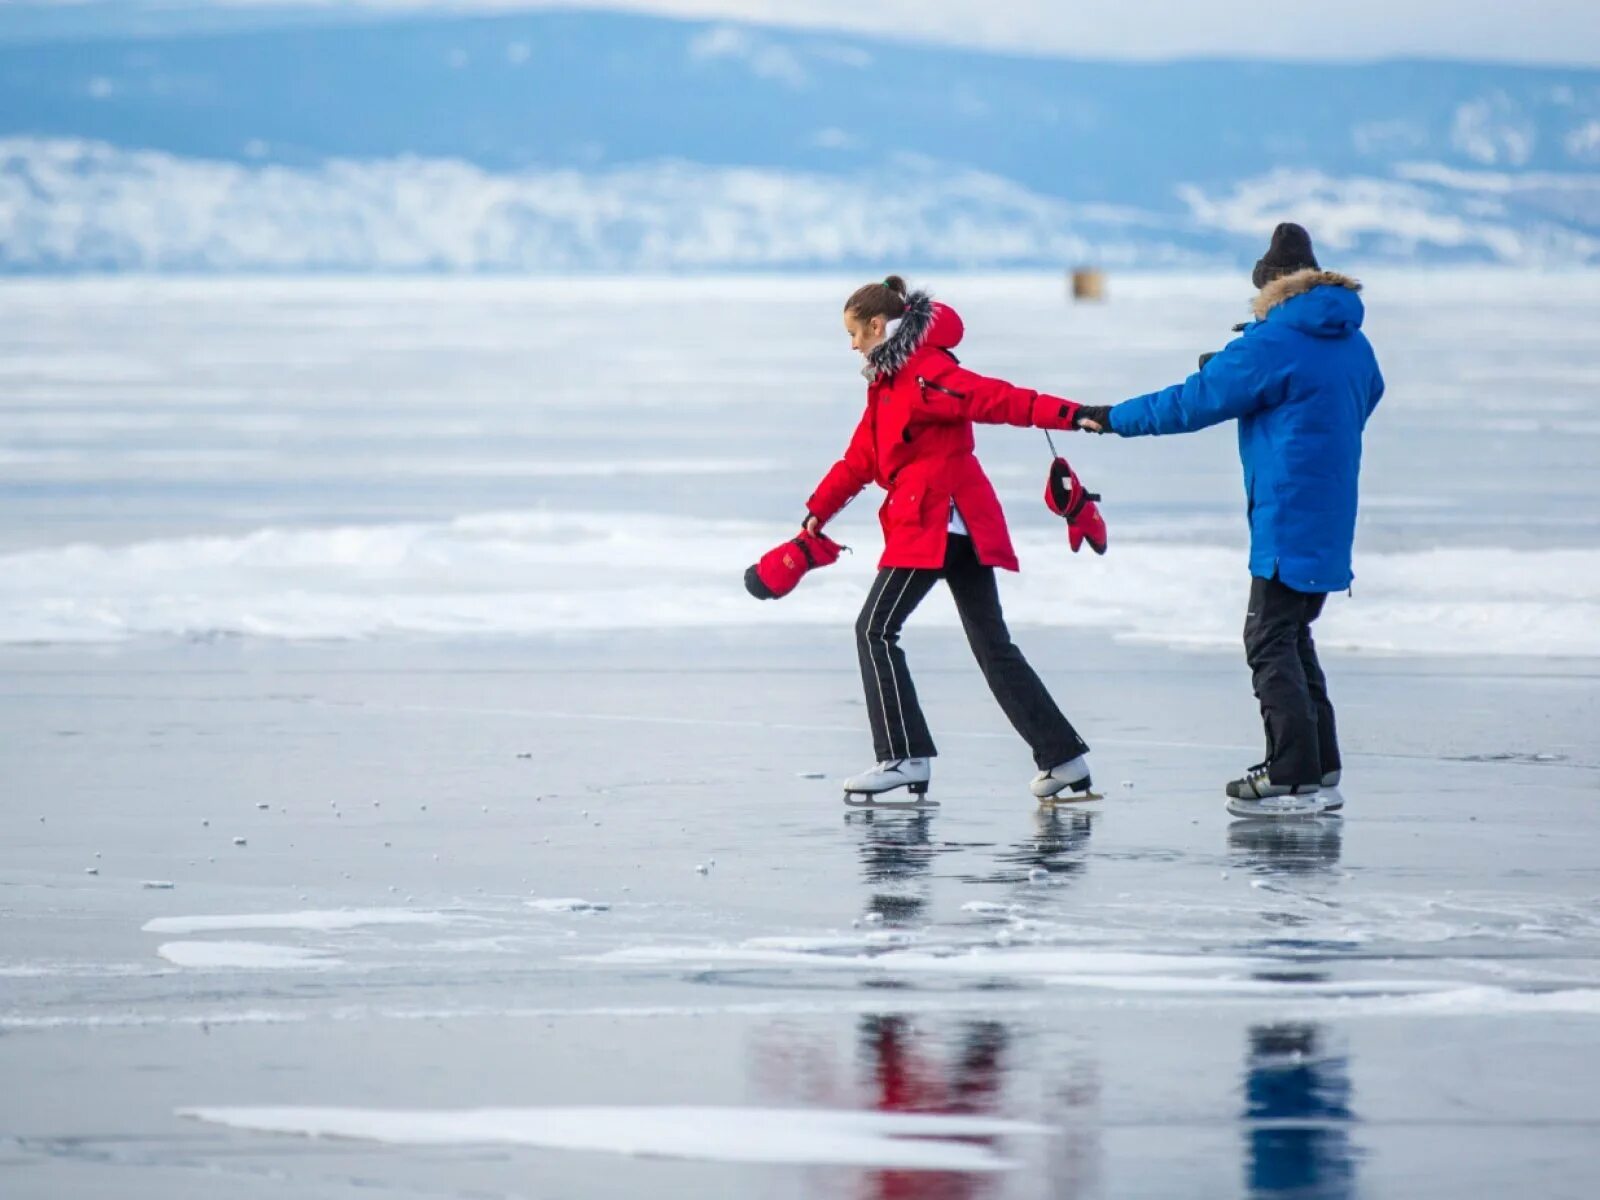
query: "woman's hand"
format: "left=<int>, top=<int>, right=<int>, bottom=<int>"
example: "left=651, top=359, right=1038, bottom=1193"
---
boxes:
left=803, top=515, right=821, bottom=536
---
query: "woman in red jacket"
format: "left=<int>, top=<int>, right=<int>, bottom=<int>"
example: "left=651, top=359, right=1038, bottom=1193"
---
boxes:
left=804, top=276, right=1094, bottom=803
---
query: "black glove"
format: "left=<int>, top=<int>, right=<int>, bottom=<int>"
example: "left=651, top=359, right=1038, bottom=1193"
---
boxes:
left=1199, top=323, right=1248, bottom=369
left=1075, top=404, right=1113, bottom=433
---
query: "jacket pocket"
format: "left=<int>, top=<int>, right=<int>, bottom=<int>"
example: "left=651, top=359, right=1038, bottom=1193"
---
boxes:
left=882, top=488, right=925, bottom=530
left=915, top=376, right=967, bottom=423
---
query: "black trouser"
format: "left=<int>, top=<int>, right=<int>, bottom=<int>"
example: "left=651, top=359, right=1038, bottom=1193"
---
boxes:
left=1244, top=574, right=1341, bottom=786
left=855, top=534, right=1088, bottom=769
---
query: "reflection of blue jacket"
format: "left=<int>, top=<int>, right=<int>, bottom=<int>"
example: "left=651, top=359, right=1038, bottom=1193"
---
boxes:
left=1110, top=271, right=1384, bottom=593
left=1245, top=1024, right=1355, bottom=1197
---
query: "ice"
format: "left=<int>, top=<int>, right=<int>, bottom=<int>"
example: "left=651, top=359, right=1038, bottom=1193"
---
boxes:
left=525, top=899, right=610, bottom=914
left=3, top=273, right=1600, bottom=1198
left=1, top=1009, right=310, bottom=1031
left=1339, top=986, right=1600, bottom=1017
left=585, top=944, right=1270, bottom=981
left=156, top=942, right=342, bottom=969
left=960, top=901, right=1021, bottom=916
left=177, top=1105, right=1047, bottom=1171
left=142, top=910, right=453, bottom=934
left=0, top=273, right=1595, bottom=657
left=1, top=518, right=1596, bottom=655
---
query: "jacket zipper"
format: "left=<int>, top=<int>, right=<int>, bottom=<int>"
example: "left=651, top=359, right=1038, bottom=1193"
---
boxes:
left=917, top=377, right=967, bottom=400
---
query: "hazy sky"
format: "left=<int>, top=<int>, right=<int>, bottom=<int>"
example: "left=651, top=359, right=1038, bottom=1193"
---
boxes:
left=34, top=0, right=1594, bottom=65
left=10, top=0, right=1600, bottom=65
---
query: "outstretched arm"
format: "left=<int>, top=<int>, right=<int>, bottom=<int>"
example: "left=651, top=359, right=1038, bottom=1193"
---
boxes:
left=1103, top=334, right=1278, bottom=438
left=913, top=364, right=1083, bottom=431
left=805, top=409, right=876, bottom=528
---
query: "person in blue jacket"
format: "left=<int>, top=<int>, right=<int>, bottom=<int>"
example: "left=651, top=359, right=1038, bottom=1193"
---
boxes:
left=1074, top=224, right=1384, bottom=805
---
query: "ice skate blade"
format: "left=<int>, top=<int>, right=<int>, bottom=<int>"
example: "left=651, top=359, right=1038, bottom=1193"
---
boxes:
left=843, top=791, right=939, bottom=811
left=1037, top=789, right=1103, bottom=807
left=1225, top=793, right=1329, bottom=819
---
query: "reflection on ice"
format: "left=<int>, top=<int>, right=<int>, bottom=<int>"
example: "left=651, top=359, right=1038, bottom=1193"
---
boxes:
left=1228, top=818, right=1344, bottom=879
left=747, top=1010, right=1102, bottom=1196
left=1244, top=1024, right=1357, bottom=1199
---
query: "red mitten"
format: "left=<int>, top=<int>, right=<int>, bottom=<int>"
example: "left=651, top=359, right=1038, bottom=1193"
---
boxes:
left=1043, top=457, right=1107, bottom=555
left=744, top=529, right=845, bottom=599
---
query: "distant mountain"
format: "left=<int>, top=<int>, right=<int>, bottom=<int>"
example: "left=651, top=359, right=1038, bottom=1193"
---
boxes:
left=0, top=1, right=397, bottom=45
left=5, top=138, right=1596, bottom=273
left=1, top=9, right=1597, bottom=271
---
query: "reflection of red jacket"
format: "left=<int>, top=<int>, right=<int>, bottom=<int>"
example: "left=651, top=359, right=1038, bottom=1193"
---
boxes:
left=807, top=292, right=1083, bottom=572
left=863, top=1016, right=1005, bottom=1200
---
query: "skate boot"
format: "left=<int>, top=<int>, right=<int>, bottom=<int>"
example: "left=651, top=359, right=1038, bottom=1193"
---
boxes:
left=1225, top=764, right=1326, bottom=818
left=843, top=759, right=934, bottom=809
left=1319, top=769, right=1344, bottom=812
left=1031, top=755, right=1101, bottom=804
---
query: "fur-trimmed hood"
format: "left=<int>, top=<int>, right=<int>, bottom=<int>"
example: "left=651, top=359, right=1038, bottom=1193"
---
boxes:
left=1252, top=269, right=1365, bottom=338
left=864, top=289, right=965, bottom=379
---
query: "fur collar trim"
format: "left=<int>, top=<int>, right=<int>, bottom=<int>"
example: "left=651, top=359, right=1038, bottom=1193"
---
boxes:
left=1252, top=269, right=1362, bottom=320
left=866, top=289, right=935, bottom=379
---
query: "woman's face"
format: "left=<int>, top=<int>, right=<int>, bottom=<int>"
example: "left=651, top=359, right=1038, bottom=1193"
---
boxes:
left=844, top=311, right=887, bottom=358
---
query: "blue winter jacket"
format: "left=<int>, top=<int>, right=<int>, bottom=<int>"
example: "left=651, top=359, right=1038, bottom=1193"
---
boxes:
left=1109, top=271, right=1383, bottom=593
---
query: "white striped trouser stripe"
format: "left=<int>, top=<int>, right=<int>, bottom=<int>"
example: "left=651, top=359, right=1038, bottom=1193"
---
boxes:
left=878, top=569, right=921, bottom=758
left=862, top=568, right=898, bottom=759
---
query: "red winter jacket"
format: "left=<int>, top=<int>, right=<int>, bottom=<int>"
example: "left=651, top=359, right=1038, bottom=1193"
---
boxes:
left=806, top=291, right=1083, bottom=572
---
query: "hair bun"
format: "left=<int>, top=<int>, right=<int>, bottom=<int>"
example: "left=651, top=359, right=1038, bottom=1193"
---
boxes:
left=882, top=274, right=908, bottom=296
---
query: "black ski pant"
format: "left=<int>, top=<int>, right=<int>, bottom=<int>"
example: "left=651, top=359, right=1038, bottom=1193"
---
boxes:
left=1244, top=574, right=1341, bottom=786
left=855, top=534, right=1089, bottom=769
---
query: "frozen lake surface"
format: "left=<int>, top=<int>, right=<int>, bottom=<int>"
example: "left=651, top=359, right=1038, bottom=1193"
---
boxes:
left=0, top=271, right=1597, bottom=654
left=1, top=274, right=1598, bottom=1197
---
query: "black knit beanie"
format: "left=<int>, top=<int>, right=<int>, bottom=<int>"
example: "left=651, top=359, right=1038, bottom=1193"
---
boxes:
left=1252, top=223, right=1319, bottom=289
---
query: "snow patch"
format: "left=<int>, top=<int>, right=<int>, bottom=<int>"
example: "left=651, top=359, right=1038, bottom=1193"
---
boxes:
left=178, top=1105, right=1047, bottom=1170
left=143, top=910, right=452, bottom=935
left=156, top=942, right=342, bottom=969
left=1341, top=985, right=1600, bottom=1017
left=1566, top=120, right=1600, bottom=164
left=3, top=512, right=1596, bottom=657
left=525, top=898, right=611, bottom=913
left=1452, top=94, right=1537, bottom=167
left=585, top=943, right=1265, bottom=978
left=688, top=26, right=808, bottom=89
